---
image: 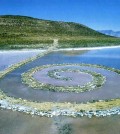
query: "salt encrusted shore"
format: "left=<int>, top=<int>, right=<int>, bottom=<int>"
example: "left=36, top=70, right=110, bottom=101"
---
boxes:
left=0, top=99, right=120, bottom=118
left=0, top=45, right=120, bottom=53
left=0, top=49, right=45, bottom=53
left=54, top=45, right=120, bottom=51
left=0, top=49, right=46, bottom=71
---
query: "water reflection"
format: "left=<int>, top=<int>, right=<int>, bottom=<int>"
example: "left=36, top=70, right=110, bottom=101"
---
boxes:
left=57, top=48, right=120, bottom=69
left=60, top=50, right=89, bottom=56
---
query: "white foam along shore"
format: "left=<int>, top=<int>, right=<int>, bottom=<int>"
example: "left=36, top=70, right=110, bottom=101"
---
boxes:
left=0, top=45, right=120, bottom=53
left=54, top=45, right=120, bottom=51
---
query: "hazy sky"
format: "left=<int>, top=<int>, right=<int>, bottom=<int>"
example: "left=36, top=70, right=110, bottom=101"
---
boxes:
left=0, top=0, right=120, bottom=30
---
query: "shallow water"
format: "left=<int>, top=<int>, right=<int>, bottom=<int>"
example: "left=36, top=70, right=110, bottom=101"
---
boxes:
left=60, top=48, right=120, bottom=69
left=0, top=50, right=44, bottom=71
left=0, top=48, right=120, bottom=133
left=34, top=66, right=93, bottom=87
left=0, top=48, right=120, bottom=102
left=0, top=109, right=120, bottom=134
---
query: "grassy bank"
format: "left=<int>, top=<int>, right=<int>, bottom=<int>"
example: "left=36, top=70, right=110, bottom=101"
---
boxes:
left=0, top=15, right=120, bottom=49
left=58, top=36, right=120, bottom=48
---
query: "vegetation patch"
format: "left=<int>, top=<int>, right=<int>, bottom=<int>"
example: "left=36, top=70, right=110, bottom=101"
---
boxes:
left=0, top=15, right=120, bottom=49
left=21, top=65, right=106, bottom=93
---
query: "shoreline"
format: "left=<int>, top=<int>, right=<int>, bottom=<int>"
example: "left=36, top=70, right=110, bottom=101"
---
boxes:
left=0, top=99, right=120, bottom=118
left=0, top=45, right=120, bottom=52
left=0, top=49, right=45, bottom=53
left=54, top=45, right=120, bottom=51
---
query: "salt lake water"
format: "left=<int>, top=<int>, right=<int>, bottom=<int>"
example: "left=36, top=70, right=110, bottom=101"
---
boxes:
left=0, top=47, right=120, bottom=134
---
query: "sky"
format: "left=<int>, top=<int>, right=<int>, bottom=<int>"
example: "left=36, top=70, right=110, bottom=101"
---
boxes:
left=0, top=0, right=120, bottom=31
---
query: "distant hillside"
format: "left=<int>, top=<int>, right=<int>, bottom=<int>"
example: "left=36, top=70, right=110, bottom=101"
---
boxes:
left=98, top=30, right=120, bottom=37
left=0, top=15, right=120, bottom=49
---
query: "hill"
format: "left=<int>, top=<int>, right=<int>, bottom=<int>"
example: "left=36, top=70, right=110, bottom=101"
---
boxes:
left=0, top=15, right=120, bottom=49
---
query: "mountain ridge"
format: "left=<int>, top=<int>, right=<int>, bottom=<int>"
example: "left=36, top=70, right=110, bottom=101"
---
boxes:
left=98, top=30, right=120, bottom=37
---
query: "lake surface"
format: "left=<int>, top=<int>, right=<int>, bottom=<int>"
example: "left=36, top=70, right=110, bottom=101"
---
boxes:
left=0, top=48, right=120, bottom=134
left=59, top=48, right=120, bottom=69
left=0, top=48, right=120, bottom=102
left=0, top=50, right=44, bottom=71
